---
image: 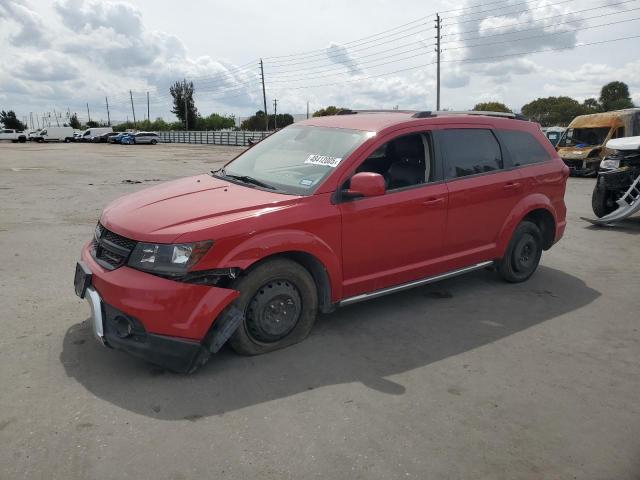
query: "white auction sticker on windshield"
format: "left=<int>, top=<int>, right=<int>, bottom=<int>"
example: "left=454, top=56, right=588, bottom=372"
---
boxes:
left=304, top=154, right=343, bottom=168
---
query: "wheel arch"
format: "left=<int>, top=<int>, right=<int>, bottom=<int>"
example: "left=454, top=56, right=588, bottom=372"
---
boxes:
left=496, top=194, right=558, bottom=255
left=242, top=251, right=335, bottom=314
left=216, top=229, right=342, bottom=312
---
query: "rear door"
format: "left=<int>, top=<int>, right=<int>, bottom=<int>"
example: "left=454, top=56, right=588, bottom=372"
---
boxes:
left=436, top=126, right=522, bottom=268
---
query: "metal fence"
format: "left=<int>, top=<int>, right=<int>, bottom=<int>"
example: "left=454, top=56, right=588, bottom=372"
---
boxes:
left=157, top=130, right=270, bottom=146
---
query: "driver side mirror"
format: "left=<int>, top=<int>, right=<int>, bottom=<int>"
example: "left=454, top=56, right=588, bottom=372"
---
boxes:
left=343, top=172, right=386, bottom=198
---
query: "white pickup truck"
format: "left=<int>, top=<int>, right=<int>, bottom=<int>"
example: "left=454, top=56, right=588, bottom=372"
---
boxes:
left=0, top=129, right=27, bottom=142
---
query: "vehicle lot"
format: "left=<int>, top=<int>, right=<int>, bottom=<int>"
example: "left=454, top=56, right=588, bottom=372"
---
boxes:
left=1, top=142, right=639, bottom=479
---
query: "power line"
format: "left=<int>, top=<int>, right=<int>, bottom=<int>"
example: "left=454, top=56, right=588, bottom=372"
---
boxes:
left=264, top=0, right=633, bottom=76
left=265, top=14, right=640, bottom=85
left=441, top=1, right=638, bottom=43
left=263, top=0, right=543, bottom=61
left=442, top=0, right=636, bottom=37
left=266, top=33, right=640, bottom=92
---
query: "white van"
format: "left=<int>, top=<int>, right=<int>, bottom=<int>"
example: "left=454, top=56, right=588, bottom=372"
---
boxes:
left=79, top=127, right=113, bottom=142
left=34, top=126, right=75, bottom=143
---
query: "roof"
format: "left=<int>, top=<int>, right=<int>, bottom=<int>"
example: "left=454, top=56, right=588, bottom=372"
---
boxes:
left=299, top=110, right=528, bottom=133
left=569, top=108, right=640, bottom=128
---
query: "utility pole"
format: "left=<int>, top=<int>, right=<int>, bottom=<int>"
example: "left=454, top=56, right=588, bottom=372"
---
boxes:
left=184, top=80, right=188, bottom=130
left=306, top=101, right=309, bottom=119
left=29, top=112, right=34, bottom=130
left=147, top=91, right=150, bottom=122
left=259, top=59, right=268, bottom=131
left=105, top=97, right=111, bottom=126
left=53, top=108, right=60, bottom=126
left=273, top=99, right=278, bottom=130
left=86, top=103, right=91, bottom=124
left=435, top=13, right=442, bottom=111
left=36, top=114, right=40, bottom=129
left=129, top=90, right=137, bottom=127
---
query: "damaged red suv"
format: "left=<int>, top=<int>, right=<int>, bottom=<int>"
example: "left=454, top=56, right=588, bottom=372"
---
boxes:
left=74, top=110, right=568, bottom=373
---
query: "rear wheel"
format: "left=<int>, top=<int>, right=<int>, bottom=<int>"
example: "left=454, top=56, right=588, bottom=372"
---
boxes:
left=228, top=258, right=318, bottom=355
left=150, top=139, right=157, bottom=145
left=496, top=221, right=543, bottom=283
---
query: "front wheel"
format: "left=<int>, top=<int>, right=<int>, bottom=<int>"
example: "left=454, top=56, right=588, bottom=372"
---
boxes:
left=592, top=182, right=617, bottom=218
left=228, top=258, right=318, bottom=355
left=150, top=139, right=157, bottom=145
left=496, top=221, right=543, bottom=283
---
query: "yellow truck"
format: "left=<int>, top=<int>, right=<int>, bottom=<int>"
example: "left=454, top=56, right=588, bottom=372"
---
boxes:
left=557, top=108, right=640, bottom=176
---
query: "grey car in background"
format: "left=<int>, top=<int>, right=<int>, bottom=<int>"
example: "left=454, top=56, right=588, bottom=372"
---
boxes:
left=133, top=132, right=160, bottom=144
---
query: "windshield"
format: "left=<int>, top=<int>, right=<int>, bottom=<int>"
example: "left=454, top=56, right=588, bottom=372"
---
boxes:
left=558, top=127, right=611, bottom=148
left=216, top=125, right=372, bottom=195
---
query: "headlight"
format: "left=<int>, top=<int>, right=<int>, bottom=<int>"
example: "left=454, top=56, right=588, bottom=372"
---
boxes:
left=128, top=240, right=212, bottom=275
left=600, top=158, right=620, bottom=170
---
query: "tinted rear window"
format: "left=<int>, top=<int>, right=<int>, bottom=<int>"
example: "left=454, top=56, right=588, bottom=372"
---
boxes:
left=500, top=130, right=550, bottom=166
left=440, top=129, right=502, bottom=179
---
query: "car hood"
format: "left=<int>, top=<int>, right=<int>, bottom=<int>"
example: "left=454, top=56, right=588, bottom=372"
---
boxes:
left=100, top=174, right=300, bottom=243
left=557, top=146, right=599, bottom=160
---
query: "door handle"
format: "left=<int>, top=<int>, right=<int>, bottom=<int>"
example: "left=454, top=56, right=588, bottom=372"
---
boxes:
left=422, top=197, right=445, bottom=207
left=503, top=182, right=521, bottom=191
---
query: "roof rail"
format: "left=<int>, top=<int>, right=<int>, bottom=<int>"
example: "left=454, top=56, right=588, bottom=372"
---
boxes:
left=336, top=109, right=419, bottom=115
left=412, top=110, right=528, bottom=121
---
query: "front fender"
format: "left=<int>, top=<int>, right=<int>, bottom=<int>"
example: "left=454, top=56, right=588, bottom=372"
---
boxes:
left=495, top=194, right=557, bottom=257
left=218, top=229, right=342, bottom=301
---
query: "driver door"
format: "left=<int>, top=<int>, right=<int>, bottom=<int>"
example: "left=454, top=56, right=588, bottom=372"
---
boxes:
left=338, top=130, right=449, bottom=298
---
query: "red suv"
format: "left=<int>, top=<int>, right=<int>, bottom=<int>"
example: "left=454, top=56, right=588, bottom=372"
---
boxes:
left=74, top=111, right=568, bottom=373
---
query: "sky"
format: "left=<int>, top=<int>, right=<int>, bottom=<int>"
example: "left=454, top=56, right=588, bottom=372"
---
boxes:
left=0, top=0, right=639, bottom=128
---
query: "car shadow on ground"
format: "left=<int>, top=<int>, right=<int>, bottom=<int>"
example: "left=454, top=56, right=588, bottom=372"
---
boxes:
left=60, top=266, right=599, bottom=420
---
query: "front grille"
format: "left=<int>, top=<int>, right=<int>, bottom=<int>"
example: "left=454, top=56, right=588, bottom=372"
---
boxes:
left=92, top=223, right=137, bottom=270
left=563, top=159, right=584, bottom=169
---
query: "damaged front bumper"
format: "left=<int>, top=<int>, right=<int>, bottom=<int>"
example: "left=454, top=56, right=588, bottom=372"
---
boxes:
left=74, top=242, right=241, bottom=372
left=562, top=158, right=599, bottom=176
left=583, top=170, right=640, bottom=226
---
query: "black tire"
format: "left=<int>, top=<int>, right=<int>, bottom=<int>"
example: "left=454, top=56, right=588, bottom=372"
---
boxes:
left=496, top=221, right=543, bottom=283
left=592, top=182, right=617, bottom=218
left=228, top=258, right=318, bottom=355
left=64, top=138, right=70, bottom=143
left=151, top=139, right=157, bottom=145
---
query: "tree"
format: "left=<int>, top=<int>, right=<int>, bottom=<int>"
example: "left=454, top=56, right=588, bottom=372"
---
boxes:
left=241, top=111, right=294, bottom=130
left=472, top=102, right=512, bottom=113
left=170, top=79, right=198, bottom=129
left=599, top=81, right=634, bottom=111
left=312, top=106, right=349, bottom=117
left=521, top=96, right=588, bottom=127
left=582, top=98, right=601, bottom=113
left=69, top=113, right=81, bottom=129
left=86, top=120, right=99, bottom=128
left=196, top=113, right=236, bottom=130
left=0, top=110, right=26, bottom=130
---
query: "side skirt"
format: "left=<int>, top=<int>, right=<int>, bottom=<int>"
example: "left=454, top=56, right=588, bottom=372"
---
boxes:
left=338, top=261, right=493, bottom=307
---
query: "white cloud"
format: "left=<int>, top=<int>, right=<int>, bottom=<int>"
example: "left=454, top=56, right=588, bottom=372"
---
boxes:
left=325, top=43, right=362, bottom=74
left=0, top=0, right=49, bottom=47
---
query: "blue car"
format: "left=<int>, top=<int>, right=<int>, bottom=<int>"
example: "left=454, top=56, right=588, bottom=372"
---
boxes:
left=110, top=132, right=134, bottom=144
left=120, top=134, right=136, bottom=145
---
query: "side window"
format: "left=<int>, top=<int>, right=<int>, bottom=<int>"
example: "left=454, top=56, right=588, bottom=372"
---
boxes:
left=499, top=130, right=551, bottom=166
left=355, top=133, right=433, bottom=191
left=613, top=127, right=625, bottom=139
left=440, top=129, right=502, bottom=179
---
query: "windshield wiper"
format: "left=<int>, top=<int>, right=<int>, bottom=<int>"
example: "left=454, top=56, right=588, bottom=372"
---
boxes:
left=214, top=169, right=276, bottom=190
